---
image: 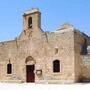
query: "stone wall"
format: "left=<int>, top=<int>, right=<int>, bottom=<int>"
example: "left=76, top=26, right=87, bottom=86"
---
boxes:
left=74, top=30, right=90, bottom=82
left=38, top=29, right=75, bottom=84
left=0, top=8, right=90, bottom=84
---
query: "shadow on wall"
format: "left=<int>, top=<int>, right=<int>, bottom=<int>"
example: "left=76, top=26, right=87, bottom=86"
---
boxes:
left=78, top=77, right=90, bottom=83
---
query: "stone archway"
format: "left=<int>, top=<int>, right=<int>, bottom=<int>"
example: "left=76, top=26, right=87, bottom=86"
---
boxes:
left=25, top=56, right=35, bottom=83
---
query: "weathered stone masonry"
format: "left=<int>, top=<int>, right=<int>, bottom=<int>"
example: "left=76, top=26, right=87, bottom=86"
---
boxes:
left=0, top=8, right=90, bottom=83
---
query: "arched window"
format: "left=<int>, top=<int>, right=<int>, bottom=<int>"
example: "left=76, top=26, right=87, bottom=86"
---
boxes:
left=7, top=63, right=12, bottom=74
left=28, top=17, right=32, bottom=28
left=80, top=38, right=88, bottom=55
left=53, top=60, right=60, bottom=73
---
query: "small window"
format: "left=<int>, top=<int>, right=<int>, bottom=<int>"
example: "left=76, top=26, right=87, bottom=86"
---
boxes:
left=80, top=39, right=88, bottom=55
left=28, top=17, right=32, bottom=28
left=53, top=60, right=60, bottom=73
left=55, top=48, right=58, bottom=54
left=7, top=63, right=12, bottom=74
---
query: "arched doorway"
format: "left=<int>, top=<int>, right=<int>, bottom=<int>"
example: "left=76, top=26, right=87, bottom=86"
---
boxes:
left=25, top=56, right=35, bottom=83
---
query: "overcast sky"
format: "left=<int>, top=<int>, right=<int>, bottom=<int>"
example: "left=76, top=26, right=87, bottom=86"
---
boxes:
left=0, top=0, right=90, bottom=41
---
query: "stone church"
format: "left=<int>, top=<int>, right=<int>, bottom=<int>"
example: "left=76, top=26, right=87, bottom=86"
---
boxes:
left=0, top=8, right=90, bottom=84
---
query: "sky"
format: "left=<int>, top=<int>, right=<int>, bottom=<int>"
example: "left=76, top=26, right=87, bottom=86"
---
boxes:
left=0, top=0, right=90, bottom=41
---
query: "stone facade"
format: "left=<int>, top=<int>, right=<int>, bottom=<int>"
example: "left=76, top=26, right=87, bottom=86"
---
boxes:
left=0, top=8, right=90, bottom=84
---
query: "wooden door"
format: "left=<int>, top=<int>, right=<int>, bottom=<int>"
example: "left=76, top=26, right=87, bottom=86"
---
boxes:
left=26, top=65, right=35, bottom=82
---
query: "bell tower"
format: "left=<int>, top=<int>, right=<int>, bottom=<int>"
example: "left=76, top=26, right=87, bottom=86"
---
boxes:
left=23, top=8, right=41, bottom=31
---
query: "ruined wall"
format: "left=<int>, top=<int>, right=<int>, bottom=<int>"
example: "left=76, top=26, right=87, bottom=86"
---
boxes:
left=74, top=30, right=84, bottom=82
left=74, top=30, right=90, bottom=82
left=81, top=46, right=90, bottom=82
